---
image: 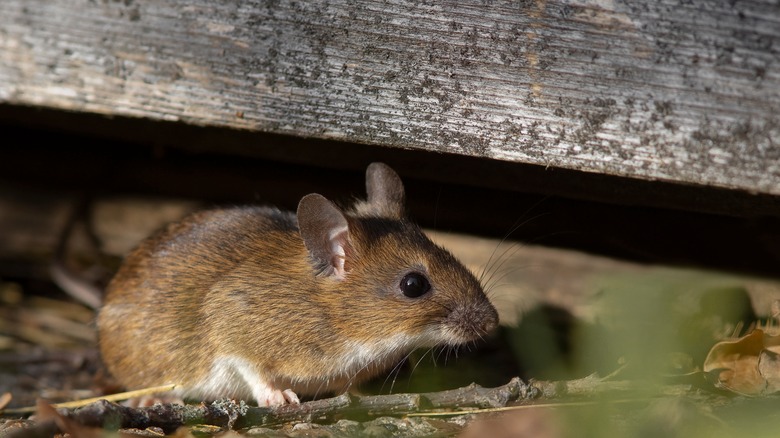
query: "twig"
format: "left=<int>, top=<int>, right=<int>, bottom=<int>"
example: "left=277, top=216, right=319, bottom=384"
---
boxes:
left=0, top=385, right=176, bottom=415
left=5, top=375, right=680, bottom=435
left=2, top=379, right=534, bottom=434
left=407, top=398, right=651, bottom=417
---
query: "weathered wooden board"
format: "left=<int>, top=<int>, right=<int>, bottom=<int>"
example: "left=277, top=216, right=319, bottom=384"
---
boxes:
left=0, top=0, right=778, bottom=194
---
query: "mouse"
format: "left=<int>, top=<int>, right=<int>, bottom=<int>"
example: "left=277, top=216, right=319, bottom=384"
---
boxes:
left=97, top=162, right=499, bottom=406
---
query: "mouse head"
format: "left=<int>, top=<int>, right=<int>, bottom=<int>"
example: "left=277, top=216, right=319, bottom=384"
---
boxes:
left=297, top=163, right=498, bottom=348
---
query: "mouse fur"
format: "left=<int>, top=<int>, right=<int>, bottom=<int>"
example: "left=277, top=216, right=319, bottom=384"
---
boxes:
left=98, top=163, right=499, bottom=406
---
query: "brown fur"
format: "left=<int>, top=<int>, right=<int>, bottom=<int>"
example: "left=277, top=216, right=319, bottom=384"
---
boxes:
left=98, top=163, right=498, bottom=403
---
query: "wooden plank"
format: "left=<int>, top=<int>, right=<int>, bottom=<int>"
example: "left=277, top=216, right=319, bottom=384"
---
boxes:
left=0, top=0, right=778, bottom=194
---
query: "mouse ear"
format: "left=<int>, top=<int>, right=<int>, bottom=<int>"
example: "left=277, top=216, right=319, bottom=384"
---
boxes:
left=366, top=162, right=405, bottom=219
left=297, top=194, right=352, bottom=279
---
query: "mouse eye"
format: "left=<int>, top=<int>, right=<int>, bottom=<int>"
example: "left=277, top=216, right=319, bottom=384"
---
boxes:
left=399, top=272, right=431, bottom=298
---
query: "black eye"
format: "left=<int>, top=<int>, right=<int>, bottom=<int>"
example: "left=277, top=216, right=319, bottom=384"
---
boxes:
left=399, top=272, right=431, bottom=298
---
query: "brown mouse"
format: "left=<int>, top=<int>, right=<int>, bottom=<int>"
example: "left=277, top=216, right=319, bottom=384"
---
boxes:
left=98, top=162, right=499, bottom=406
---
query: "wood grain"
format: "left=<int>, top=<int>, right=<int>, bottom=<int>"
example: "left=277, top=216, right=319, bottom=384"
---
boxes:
left=0, top=0, right=778, bottom=194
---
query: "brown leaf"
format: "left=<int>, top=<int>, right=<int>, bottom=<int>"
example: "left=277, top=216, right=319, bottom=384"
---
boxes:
left=703, top=328, right=780, bottom=395
left=0, top=392, right=11, bottom=410
left=758, top=348, right=780, bottom=393
left=35, top=399, right=104, bottom=438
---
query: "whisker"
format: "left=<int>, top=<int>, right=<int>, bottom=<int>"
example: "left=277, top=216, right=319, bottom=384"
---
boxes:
left=483, top=265, right=529, bottom=295
left=342, top=352, right=392, bottom=396
left=433, top=345, right=447, bottom=366
left=382, top=350, right=416, bottom=394
left=478, top=197, right=551, bottom=284
left=312, top=376, right=330, bottom=401
left=482, top=250, right=524, bottom=290
left=404, top=347, right=434, bottom=390
left=479, top=231, right=546, bottom=309
left=480, top=214, right=556, bottom=290
left=481, top=229, right=574, bottom=300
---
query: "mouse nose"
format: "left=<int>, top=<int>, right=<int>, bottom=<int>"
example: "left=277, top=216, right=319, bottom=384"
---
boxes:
left=480, top=305, right=499, bottom=334
left=448, top=300, right=500, bottom=340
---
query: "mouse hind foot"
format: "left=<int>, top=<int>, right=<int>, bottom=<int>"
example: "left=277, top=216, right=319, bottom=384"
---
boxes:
left=190, top=356, right=300, bottom=407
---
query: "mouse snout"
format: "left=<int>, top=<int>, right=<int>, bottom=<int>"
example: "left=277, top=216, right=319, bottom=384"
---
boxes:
left=479, top=303, right=499, bottom=334
left=446, top=300, right=499, bottom=342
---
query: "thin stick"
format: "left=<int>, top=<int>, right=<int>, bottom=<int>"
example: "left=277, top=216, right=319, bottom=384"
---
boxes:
left=1, top=384, right=176, bottom=415
left=406, top=398, right=648, bottom=417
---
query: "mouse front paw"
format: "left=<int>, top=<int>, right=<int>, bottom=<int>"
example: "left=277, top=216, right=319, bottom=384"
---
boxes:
left=258, top=388, right=300, bottom=406
left=282, top=389, right=300, bottom=404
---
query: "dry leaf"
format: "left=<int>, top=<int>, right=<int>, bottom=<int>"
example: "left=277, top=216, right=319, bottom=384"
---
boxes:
left=35, top=399, right=105, bottom=438
left=757, top=349, right=780, bottom=393
left=703, top=328, right=780, bottom=395
left=0, top=392, right=11, bottom=410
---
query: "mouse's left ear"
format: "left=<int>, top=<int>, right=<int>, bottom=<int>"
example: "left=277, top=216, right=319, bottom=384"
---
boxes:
left=297, top=194, right=352, bottom=280
left=366, top=162, right=405, bottom=219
